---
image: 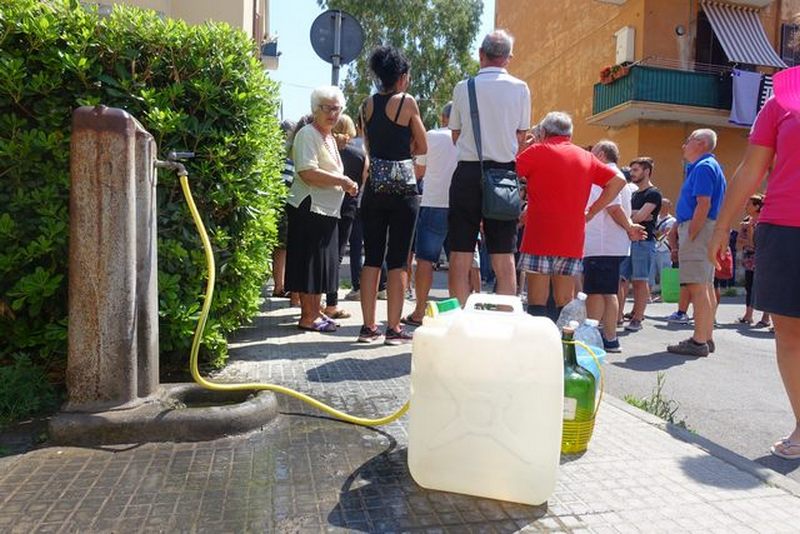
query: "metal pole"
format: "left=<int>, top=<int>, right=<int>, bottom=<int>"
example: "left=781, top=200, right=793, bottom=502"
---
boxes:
left=331, top=10, right=342, bottom=85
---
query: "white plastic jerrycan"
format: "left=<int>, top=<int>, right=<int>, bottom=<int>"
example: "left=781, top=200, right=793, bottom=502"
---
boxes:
left=408, top=293, right=563, bottom=505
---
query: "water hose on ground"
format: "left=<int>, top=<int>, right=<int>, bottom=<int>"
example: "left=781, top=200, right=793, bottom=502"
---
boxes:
left=178, top=173, right=409, bottom=427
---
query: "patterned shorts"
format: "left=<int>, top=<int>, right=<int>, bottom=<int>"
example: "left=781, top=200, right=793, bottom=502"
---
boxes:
left=518, top=254, right=583, bottom=276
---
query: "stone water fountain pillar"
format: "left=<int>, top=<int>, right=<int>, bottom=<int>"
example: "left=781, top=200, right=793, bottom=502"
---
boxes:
left=50, top=106, right=276, bottom=445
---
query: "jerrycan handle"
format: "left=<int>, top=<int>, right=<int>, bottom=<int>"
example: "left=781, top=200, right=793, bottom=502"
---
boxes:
left=464, top=293, right=523, bottom=314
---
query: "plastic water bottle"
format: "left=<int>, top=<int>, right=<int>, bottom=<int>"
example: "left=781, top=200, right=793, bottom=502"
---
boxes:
left=575, top=319, right=603, bottom=350
left=555, top=292, right=588, bottom=329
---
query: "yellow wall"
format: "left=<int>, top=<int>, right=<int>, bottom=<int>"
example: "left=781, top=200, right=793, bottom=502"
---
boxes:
left=497, top=0, right=793, bottom=199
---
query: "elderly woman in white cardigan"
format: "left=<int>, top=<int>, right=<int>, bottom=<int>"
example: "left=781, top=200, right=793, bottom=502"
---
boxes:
left=285, top=86, right=359, bottom=332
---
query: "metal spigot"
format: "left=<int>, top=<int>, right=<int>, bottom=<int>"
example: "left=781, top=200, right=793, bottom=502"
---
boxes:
left=156, top=151, right=195, bottom=177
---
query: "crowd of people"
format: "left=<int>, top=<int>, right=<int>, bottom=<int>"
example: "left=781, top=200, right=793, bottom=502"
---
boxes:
left=270, top=29, right=800, bottom=460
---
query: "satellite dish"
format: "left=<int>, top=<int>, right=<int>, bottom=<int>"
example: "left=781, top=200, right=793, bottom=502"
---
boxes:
left=310, top=10, right=364, bottom=84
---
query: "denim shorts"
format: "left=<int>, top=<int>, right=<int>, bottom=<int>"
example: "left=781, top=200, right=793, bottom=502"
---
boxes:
left=414, top=207, right=449, bottom=262
left=619, top=240, right=655, bottom=281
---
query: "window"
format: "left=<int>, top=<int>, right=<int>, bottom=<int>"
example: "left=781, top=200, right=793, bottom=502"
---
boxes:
left=695, top=11, right=728, bottom=68
left=781, top=23, right=800, bottom=67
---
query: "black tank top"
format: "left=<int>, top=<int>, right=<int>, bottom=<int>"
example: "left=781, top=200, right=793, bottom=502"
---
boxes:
left=365, top=93, right=412, bottom=161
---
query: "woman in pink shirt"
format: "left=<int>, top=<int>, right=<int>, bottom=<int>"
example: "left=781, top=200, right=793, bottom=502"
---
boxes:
left=709, top=65, right=800, bottom=461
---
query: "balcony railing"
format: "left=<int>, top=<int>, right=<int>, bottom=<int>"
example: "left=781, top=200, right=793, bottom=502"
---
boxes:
left=592, top=65, right=732, bottom=116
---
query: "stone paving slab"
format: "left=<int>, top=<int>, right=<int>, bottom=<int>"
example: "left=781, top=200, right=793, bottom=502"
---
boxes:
left=1, top=295, right=799, bottom=532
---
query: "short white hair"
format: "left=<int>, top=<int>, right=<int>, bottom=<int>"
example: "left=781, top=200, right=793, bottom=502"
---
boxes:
left=310, top=86, right=345, bottom=112
left=692, top=128, right=717, bottom=151
left=539, top=111, right=573, bottom=137
left=481, top=30, right=514, bottom=59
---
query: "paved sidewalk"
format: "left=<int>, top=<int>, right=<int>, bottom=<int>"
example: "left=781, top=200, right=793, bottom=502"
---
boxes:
left=1, top=295, right=800, bottom=532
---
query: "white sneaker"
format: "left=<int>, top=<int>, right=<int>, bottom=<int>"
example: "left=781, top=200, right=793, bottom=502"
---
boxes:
left=344, top=289, right=360, bottom=301
left=406, top=288, right=415, bottom=301
left=377, top=289, right=388, bottom=300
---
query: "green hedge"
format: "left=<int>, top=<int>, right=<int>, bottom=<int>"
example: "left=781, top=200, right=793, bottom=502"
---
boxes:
left=0, top=0, right=285, bottom=414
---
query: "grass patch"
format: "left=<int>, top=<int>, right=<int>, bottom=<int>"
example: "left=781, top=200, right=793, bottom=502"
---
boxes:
left=624, top=372, right=692, bottom=431
left=722, top=287, right=739, bottom=297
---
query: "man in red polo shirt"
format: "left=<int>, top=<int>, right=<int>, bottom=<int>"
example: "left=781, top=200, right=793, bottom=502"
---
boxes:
left=516, top=112, right=626, bottom=321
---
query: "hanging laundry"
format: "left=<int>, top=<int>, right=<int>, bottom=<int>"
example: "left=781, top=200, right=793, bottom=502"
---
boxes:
left=758, top=74, right=773, bottom=112
left=730, top=69, right=763, bottom=126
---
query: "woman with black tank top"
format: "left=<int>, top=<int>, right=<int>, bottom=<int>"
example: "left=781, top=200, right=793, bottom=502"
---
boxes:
left=357, top=46, right=428, bottom=345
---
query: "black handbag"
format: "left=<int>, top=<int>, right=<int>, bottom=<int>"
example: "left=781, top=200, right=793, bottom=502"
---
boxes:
left=467, top=77, right=522, bottom=221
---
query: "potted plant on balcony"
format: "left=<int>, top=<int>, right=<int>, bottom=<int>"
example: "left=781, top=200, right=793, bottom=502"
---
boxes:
left=600, top=63, right=630, bottom=85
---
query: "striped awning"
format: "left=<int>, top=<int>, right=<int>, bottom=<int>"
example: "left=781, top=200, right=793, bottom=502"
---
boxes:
left=702, top=2, right=787, bottom=68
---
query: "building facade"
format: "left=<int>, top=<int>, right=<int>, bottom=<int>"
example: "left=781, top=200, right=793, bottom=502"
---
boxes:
left=497, top=0, right=800, bottom=200
left=90, top=1, right=278, bottom=69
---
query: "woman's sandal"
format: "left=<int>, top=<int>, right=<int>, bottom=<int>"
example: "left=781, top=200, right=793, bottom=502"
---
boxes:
left=297, top=318, right=337, bottom=333
left=736, top=317, right=753, bottom=325
left=770, top=438, right=800, bottom=460
left=754, top=320, right=772, bottom=328
left=400, top=314, right=423, bottom=327
left=326, top=309, right=352, bottom=320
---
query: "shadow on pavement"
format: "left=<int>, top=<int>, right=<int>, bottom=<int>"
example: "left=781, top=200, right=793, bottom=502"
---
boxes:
left=229, top=335, right=371, bottom=361
left=755, top=454, right=800, bottom=475
left=612, top=351, right=701, bottom=371
left=678, top=455, right=761, bottom=490
left=307, top=354, right=411, bottom=382
left=327, top=446, right=548, bottom=532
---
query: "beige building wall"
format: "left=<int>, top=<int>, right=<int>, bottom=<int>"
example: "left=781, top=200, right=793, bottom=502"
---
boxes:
left=497, top=0, right=797, bottom=201
left=102, top=0, right=267, bottom=41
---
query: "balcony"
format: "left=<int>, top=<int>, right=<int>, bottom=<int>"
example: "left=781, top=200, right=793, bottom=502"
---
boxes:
left=587, top=65, right=740, bottom=129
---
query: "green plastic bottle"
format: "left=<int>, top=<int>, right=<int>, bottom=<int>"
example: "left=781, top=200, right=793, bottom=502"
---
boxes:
left=561, top=325, right=597, bottom=454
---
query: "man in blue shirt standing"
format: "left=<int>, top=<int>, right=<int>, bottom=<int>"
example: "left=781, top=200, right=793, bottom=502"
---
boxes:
left=668, top=129, right=727, bottom=357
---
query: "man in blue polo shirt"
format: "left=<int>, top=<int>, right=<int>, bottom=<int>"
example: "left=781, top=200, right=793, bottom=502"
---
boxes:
left=668, top=129, right=727, bottom=357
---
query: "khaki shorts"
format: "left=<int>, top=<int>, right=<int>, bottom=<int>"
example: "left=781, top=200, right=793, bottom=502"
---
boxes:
left=677, top=220, right=715, bottom=285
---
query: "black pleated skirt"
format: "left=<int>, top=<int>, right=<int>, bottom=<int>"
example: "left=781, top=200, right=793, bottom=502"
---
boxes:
left=285, top=197, right=339, bottom=294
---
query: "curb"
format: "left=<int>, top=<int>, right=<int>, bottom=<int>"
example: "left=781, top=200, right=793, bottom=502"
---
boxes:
left=604, top=394, right=800, bottom=498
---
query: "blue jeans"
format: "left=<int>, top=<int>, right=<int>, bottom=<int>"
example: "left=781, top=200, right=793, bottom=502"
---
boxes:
left=415, top=207, right=449, bottom=262
left=620, top=240, right=656, bottom=282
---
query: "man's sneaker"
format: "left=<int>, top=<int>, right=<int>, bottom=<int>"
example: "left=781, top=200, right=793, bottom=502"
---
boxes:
left=344, top=289, right=360, bottom=301
left=357, top=325, right=381, bottom=343
left=602, top=336, right=622, bottom=353
left=666, top=311, right=691, bottom=324
left=667, top=337, right=709, bottom=357
left=377, top=289, right=388, bottom=300
left=625, top=319, right=643, bottom=332
left=384, top=327, right=413, bottom=346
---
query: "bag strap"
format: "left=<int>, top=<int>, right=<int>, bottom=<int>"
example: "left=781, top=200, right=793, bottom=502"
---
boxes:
left=467, top=78, right=484, bottom=175
left=393, top=93, right=407, bottom=123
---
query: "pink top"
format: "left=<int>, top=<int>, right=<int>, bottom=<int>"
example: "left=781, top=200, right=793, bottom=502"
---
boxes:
left=749, top=97, right=800, bottom=227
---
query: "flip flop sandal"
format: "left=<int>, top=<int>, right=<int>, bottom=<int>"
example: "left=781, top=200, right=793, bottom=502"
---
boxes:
left=319, top=314, right=341, bottom=327
left=736, top=317, right=753, bottom=325
left=297, top=319, right=337, bottom=333
left=327, top=309, right=352, bottom=320
left=754, top=320, right=772, bottom=328
left=272, top=289, right=290, bottom=298
left=770, top=439, right=800, bottom=460
left=400, top=314, right=423, bottom=327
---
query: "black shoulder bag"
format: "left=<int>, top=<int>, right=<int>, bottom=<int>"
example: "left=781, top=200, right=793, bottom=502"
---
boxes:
left=467, top=77, right=522, bottom=221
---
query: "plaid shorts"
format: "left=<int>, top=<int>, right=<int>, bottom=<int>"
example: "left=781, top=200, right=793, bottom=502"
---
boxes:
left=518, top=253, right=583, bottom=276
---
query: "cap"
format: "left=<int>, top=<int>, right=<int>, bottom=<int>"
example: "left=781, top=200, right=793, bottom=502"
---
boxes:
left=773, top=66, right=800, bottom=116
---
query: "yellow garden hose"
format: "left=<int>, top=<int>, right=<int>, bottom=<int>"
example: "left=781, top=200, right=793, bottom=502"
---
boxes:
left=179, top=174, right=409, bottom=427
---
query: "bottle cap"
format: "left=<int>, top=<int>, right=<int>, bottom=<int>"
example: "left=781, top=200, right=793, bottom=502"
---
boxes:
left=584, top=318, right=600, bottom=327
left=568, top=320, right=580, bottom=329
left=425, top=297, right=461, bottom=317
left=577, top=292, right=588, bottom=300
